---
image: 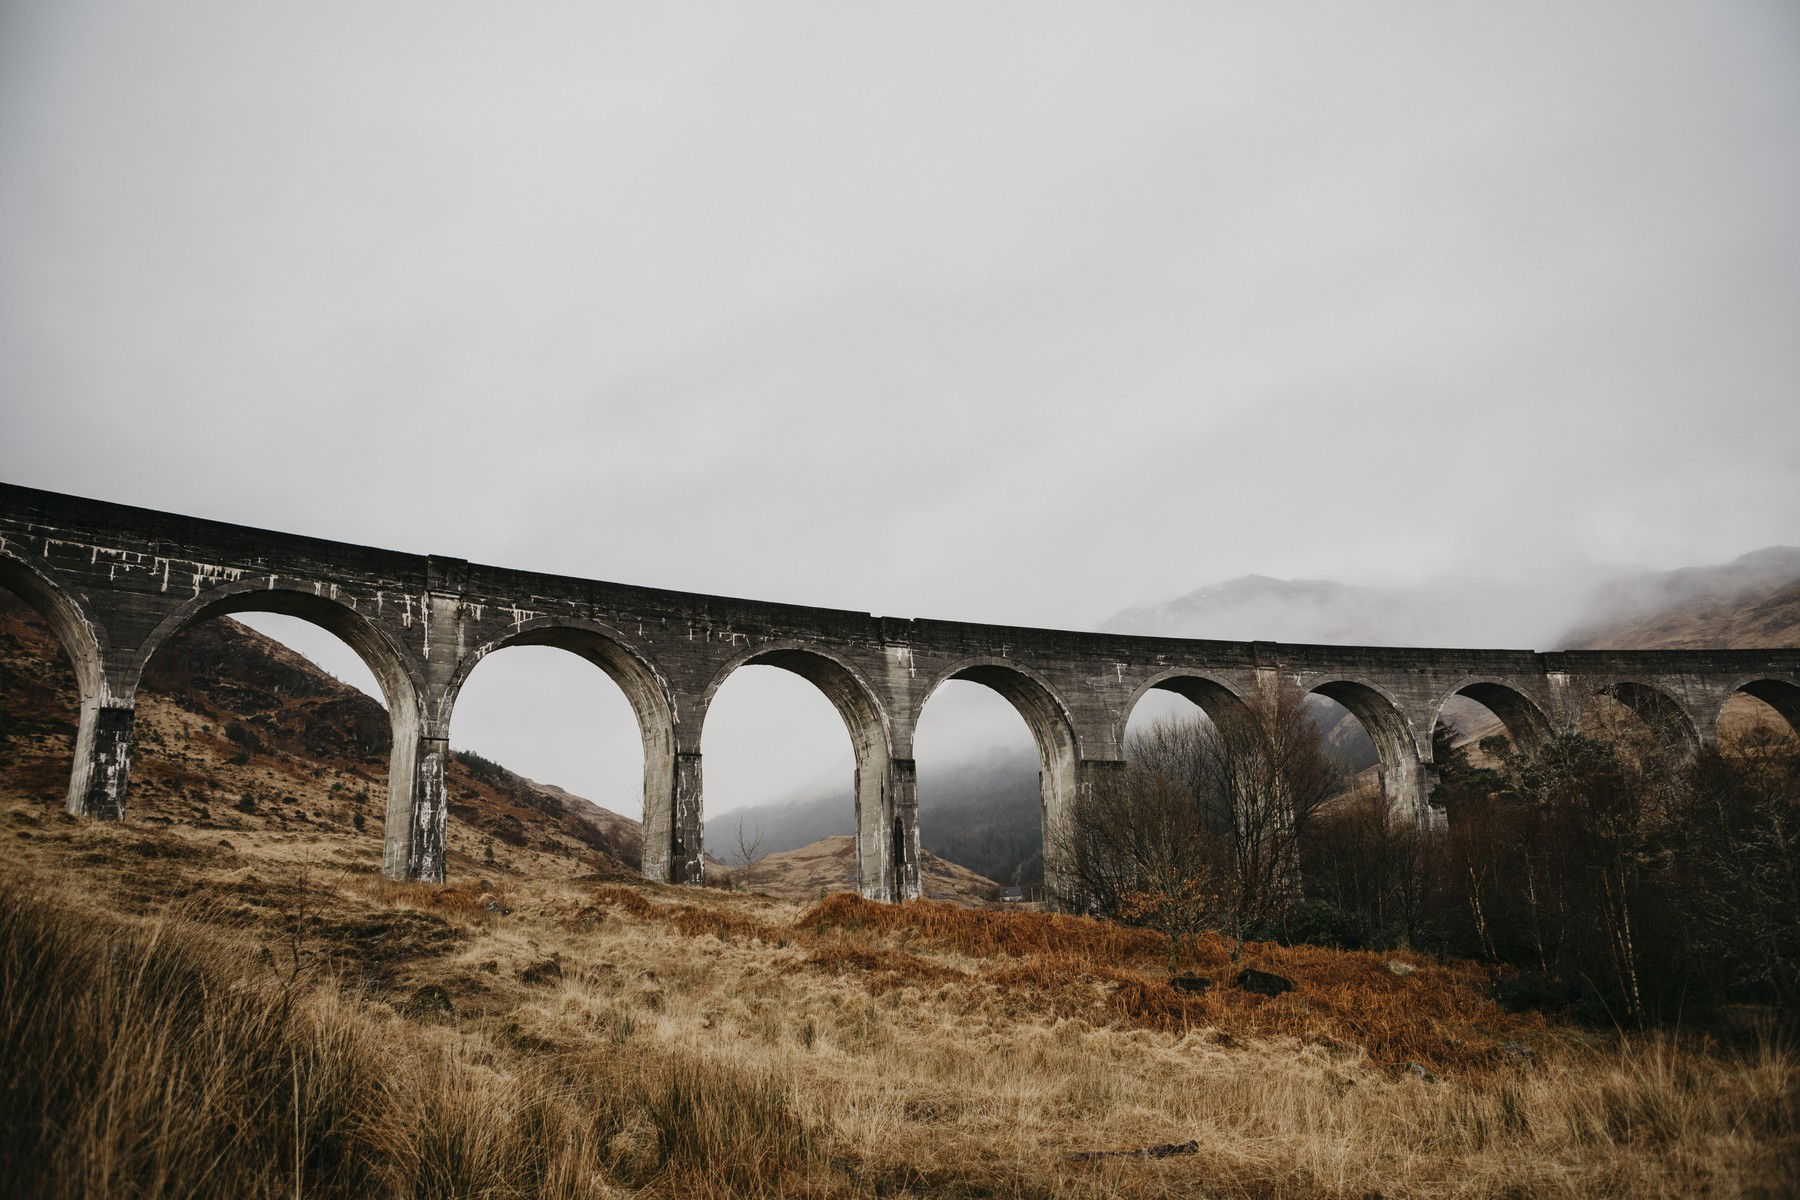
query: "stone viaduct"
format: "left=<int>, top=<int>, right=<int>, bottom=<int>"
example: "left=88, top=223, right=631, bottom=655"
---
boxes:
left=3, top=482, right=1797, bottom=902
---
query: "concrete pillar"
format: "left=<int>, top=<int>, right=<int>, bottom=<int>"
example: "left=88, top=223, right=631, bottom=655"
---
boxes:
left=68, top=698, right=134, bottom=821
left=1042, top=758, right=1122, bottom=910
left=890, top=757, right=921, bottom=902
left=1386, top=758, right=1440, bottom=829
left=383, top=732, right=449, bottom=883
left=857, top=757, right=920, bottom=902
left=640, top=747, right=703, bottom=886
left=637, top=745, right=679, bottom=885
left=671, top=751, right=705, bottom=885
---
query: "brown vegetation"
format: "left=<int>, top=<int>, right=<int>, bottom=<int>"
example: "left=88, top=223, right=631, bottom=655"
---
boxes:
left=2, top=812, right=1795, bottom=1199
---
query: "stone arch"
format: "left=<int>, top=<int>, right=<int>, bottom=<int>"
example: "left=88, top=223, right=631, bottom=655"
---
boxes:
left=919, top=658, right=1085, bottom=898
left=0, top=550, right=107, bottom=704
left=0, top=550, right=115, bottom=816
left=921, top=658, right=1083, bottom=770
left=444, top=617, right=677, bottom=881
left=701, top=643, right=892, bottom=764
left=1592, top=680, right=1700, bottom=750
left=1118, top=669, right=1255, bottom=748
left=129, top=577, right=424, bottom=724
left=701, top=643, right=903, bottom=899
left=1716, top=676, right=1800, bottom=741
left=1432, top=677, right=1553, bottom=754
left=443, top=617, right=675, bottom=752
left=1303, top=676, right=1429, bottom=820
left=129, top=576, right=430, bottom=876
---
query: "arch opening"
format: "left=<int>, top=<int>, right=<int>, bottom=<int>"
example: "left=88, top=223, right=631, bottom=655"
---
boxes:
left=700, top=647, right=895, bottom=899
left=450, top=626, right=676, bottom=888
left=1588, top=681, right=1699, bottom=752
left=130, top=601, right=411, bottom=865
left=133, top=588, right=419, bottom=726
left=446, top=638, right=651, bottom=877
left=0, top=555, right=104, bottom=705
left=915, top=662, right=1083, bottom=904
left=728, top=648, right=889, bottom=769
left=1719, top=680, right=1800, bottom=749
left=1427, top=683, right=1554, bottom=818
left=130, top=586, right=424, bottom=867
left=1306, top=679, right=1425, bottom=821
left=1122, top=673, right=1255, bottom=745
left=1434, top=682, right=1551, bottom=766
left=0, top=555, right=116, bottom=818
left=914, top=679, right=1049, bottom=901
left=1118, top=675, right=1262, bottom=843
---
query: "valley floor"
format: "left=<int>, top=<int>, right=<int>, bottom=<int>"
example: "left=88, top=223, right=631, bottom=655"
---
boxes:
left=2, top=791, right=1795, bottom=1200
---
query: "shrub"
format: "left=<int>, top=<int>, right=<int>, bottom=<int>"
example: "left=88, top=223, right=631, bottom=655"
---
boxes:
left=1259, top=899, right=1367, bottom=950
left=222, top=720, right=264, bottom=754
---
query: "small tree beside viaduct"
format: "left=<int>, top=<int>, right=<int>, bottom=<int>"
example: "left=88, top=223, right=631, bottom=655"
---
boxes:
left=4, top=482, right=1796, bottom=902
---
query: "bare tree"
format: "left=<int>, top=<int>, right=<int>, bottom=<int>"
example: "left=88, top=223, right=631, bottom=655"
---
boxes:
left=733, top=812, right=768, bottom=871
left=1301, top=783, right=1429, bottom=948
left=1679, top=728, right=1800, bottom=1010
left=1055, top=681, right=1343, bottom=964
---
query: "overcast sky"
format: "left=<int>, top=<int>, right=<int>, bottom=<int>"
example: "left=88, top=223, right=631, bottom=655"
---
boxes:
left=3, top=3, right=1797, bottom=819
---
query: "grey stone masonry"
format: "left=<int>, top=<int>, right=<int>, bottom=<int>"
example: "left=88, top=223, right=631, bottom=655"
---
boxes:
left=3, top=482, right=1796, bottom=899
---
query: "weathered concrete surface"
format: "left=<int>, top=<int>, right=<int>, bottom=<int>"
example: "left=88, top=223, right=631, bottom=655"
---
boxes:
left=3, top=482, right=1796, bottom=898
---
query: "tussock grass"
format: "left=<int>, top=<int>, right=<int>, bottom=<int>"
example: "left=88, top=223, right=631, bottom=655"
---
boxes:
left=593, top=883, right=660, bottom=918
left=0, top=880, right=822, bottom=1199
left=349, top=876, right=510, bottom=915
left=799, top=892, right=1164, bottom=963
left=798, top=895, right=1543, bottom=1071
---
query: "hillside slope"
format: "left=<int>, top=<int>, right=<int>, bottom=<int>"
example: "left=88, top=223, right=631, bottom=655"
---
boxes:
left=1561, top=547, right=1800, bottom=649
left=0, top=593, right=639, bottom=878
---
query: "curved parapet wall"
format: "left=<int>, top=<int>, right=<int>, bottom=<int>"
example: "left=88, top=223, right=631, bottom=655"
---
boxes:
left=3, top=481, right=1796, bottom=899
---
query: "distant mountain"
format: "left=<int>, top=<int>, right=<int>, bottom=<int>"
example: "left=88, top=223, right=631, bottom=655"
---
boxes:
left=1099, top=570, right=1629, bottom=650
left=707, top=748, right=1046, bottom=888
left=1103, top=575, right=1444, bottom=646
left=1102, top=550, right=1800, bottom=654
left=1560, top=547, right=1800, bottom=650
left=724, top=835, right=1000, bottom=905
left=707, top=790, right=854, bottom=862
left=914, top=750, right=1043, bottom=887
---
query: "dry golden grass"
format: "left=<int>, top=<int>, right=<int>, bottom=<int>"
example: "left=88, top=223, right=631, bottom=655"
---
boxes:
left=3, top=797, right=1795, bottom=1200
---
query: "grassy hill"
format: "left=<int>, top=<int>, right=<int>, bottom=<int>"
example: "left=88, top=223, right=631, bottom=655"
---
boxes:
left=4, top=791, right=1794, bottom=1198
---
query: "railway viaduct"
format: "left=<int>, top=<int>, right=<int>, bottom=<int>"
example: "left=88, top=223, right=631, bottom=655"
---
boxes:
left=3, top=482, right=1797, bottom=902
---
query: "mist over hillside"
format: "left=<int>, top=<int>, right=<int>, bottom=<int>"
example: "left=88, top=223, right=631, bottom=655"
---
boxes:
left=706, top=749, right=1044, bottom=886
left=717, top=546, right=1800, bottom=889
left=1560, top=547, right=1800, bottom=649
left=1100, top=573, right=1599, bottom=650
left=1103, top=547, right=1800, bottom=653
